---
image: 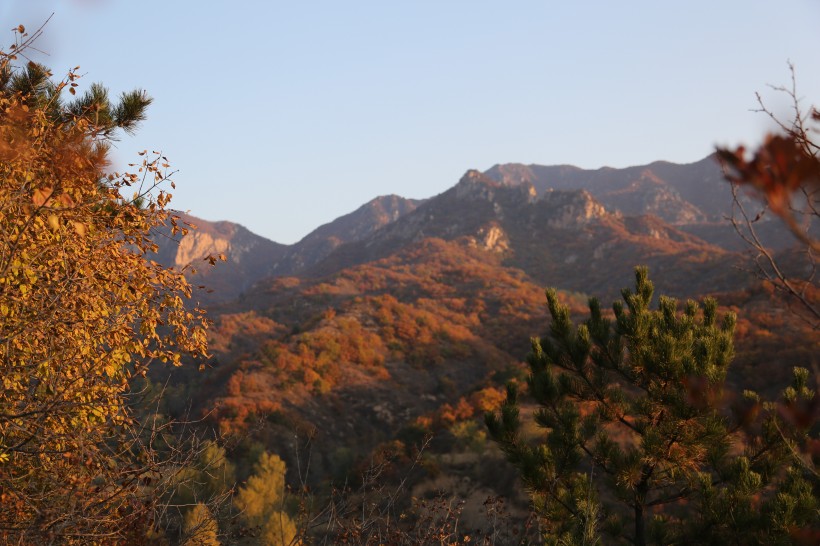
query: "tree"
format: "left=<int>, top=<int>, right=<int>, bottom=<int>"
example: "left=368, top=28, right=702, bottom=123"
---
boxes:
left=487, top=268, right=817, bottom=545
left=173, top=440, right=237, bottom=507
left=182, top=503, right=221, bottom=546
left=0, top=26, right=211, bottom=542
left=235, top=451, right=298, bottom=545
left=717, top=63, right=819, bottom=329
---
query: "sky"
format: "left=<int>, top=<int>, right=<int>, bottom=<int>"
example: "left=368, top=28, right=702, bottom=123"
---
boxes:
left=3, top=1, right=820, bottom=244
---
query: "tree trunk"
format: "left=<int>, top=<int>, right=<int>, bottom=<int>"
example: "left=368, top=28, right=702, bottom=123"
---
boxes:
left=635, top=502, right=645, bottom=546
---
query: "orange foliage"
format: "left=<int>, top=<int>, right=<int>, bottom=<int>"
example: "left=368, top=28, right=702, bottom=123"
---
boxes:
left=469, top=387, right=506, bottom=413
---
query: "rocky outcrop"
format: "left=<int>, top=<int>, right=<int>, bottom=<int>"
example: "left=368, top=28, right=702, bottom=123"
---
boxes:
left=469, top=224, right=509, bottom=253
left=485, top=157, right=718, bottom=224
left=540, top=189, right=609, bottom=228
left=456, top=170, right=537, bottom=205
left=174, top=229, right=231, bottom=267
left=152, top=213, right=288, bottom=303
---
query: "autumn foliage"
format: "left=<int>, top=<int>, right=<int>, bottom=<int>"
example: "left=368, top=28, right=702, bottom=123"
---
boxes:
left=0, top=32, right=209, bottom=541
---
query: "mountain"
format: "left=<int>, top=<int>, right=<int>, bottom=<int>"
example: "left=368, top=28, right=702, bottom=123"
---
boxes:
left=485, top=155, right=802, bottom=252
left=157, top=155, right=800, bottom=304
left=168, top=156, right=811, bottom=442
left=152, top=212, right=288, bottom=303
left=270, top=194, right=423, bottom=276
left=305, top=169, right=740, bottom=301
left=154, top=195, right=421, bottom=302
left=173, top=164, right=748, bottom=455
left=484, top=155, right=728, bottom=223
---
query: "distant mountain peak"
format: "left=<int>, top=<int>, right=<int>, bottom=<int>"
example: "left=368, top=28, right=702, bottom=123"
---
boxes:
left=484, top=156, right=728, bottom=224
left=455, top=169, right=537, bottom=204
left=455, top=169, right=500, bottom=192
left=268, top=194, right=422, bottom=277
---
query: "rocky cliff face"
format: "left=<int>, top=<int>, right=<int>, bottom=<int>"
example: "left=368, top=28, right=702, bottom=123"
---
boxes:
left=174, top=230, right=231, bottom=268
left=469, top=224, right=509, bottom=253
left=540, top=189, right=609, bottom=228
left=485, top=156, right=719, bottom=224
left=152, top=213, right=288, bottom=303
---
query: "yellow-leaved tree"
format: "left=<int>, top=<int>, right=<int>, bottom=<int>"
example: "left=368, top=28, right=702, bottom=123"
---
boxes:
left=182, top=503, right=221, bottom=546
left=235, top=452, right=299, bottom=545
left=0, top=27, right=211, bottom=542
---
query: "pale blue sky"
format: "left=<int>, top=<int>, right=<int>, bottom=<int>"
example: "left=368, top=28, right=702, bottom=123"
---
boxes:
left=4, top=1, right=820, bottom=243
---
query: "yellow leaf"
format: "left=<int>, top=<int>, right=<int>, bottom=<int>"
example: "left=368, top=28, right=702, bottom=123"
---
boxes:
left=47, top=214, right=60, bottom=231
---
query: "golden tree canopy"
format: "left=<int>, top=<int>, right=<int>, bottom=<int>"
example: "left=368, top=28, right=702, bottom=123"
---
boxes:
left=0, top=31, right=211, bottom=542
left=236, top=452, right=298, bottom=545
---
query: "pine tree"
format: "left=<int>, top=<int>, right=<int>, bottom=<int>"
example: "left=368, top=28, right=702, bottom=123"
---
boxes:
left=486, top=267, right=817, bottom=545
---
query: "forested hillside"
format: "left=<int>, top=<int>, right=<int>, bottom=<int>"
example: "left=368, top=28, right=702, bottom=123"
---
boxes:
left=147, top=156, right=817, bottom=543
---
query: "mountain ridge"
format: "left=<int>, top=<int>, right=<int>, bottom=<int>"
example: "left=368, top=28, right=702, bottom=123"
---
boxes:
left=153, top=153, right=793, bottom=303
